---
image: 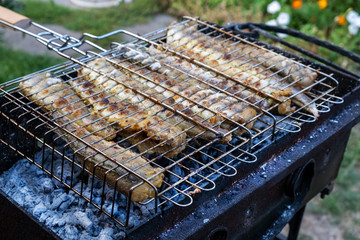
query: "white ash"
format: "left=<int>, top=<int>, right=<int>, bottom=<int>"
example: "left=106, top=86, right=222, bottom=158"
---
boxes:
left=98, top=227, right=114, bottom=240
left=0, top=143, right=159, bottom=239
left=74, top=211, right=93, bottom=230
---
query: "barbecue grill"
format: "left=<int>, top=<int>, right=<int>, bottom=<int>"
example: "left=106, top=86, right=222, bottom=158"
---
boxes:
left=1, top=7, right=360, bottom=240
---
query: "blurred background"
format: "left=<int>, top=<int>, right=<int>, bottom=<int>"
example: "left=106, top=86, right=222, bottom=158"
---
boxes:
left=0, top=0, right=359, bottom=239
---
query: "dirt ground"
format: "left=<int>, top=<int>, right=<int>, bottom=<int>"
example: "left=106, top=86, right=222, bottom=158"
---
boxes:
left=285, top=199, right=360, bottom=240
left=300, top=211, right=344, bottom=240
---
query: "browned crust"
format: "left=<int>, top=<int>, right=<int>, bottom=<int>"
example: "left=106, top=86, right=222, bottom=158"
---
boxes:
left=54, top=113, right=164, bottom=202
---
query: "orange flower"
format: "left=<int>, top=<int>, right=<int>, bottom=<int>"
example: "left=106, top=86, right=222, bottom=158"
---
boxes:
left=318, top=0, right=327, bottom=9
left=291, top=0, right=302, bottom=9
left=336, top=15, right=346, bottom=25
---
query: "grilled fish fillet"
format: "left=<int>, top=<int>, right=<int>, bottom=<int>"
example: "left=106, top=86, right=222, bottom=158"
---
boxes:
left=79, top=58, right=231, bottom=143
left=219, top=38, right=317, bottom=89
left=110, top=59, right=232, bottom=142
left=20, top=74, right=163, bottom=202
left=113, top=59, right=223, bottom=126
left=168, top=23, right=318, bottom=88
left=52, top=112, right=164, bottom=202
left=68, top=76, right=187, bottom=158
left=116, top=44, right=257, bottom=134
left=19, top=76, right=116, bottom=140
left=142, top=45, right=284, bottom=111
left=166, top=23, right=319, bottom=118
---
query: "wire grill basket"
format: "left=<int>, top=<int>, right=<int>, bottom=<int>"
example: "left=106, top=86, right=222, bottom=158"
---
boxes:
left=0, top=13, right=343, bottom=227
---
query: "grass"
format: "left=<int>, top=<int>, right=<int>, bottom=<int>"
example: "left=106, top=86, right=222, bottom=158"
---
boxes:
left=312, top=125, right=360, bottom=215
left=0, top=0, right=163, bottom=83
left=343, top=231, right=359, bottom=240
left=21, top=0, right=161, bottom=33
left=18, top=0, right=162, bottom=47
left=0, top=43, right=63, bottom=83
left=307, top=124, right=360, bottom=238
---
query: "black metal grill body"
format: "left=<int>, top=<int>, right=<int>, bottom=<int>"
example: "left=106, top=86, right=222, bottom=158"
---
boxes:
left=124, top=71, right=360, bottom=240
left=0, top=68, right=359, bottom=240
left=0, top=189, right=61, bottom=240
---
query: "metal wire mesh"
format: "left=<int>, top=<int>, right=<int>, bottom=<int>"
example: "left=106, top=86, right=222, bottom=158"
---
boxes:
left=0, top=16, right=342, bottom=227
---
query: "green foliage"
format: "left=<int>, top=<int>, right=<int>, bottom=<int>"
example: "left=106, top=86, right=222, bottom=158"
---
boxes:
left=320, top=190, right=360, bottom=215
left=17, top=0, right=161, bottom=47
left=0, top=44, right=62, bottom=83
left=343, top=231, right=359, bottom=240
left=168, top=0, right=360, bottom=67
left=0, top=0, right=23, bottom=10
left=309, top=125, right=360, bottom=216
left=281, top=1, right=360, bottom=66
left=20, top=0, right=161, bottom=35
left=298, top=234, right=312, bottom=240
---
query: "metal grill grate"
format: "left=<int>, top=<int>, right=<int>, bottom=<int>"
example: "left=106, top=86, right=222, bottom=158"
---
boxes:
left=0, top=16, right=343, bottom=227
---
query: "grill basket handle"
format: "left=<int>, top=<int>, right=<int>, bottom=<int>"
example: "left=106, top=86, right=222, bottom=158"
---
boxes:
left=0, top=6, right=31, bottom=30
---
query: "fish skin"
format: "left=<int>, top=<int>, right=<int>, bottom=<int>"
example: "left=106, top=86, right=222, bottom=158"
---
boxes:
left=68, top=76, right=187, bottom=158
left=19, top=76, right=117, bottom=140
left=220, top=40, right=318, bottom=89
left=145, top=46, right=272, bottom=109
left=52, top=111, right=164, bottom=202
left=166, top=23, right=319, bottom=118
left=117, top=44, right=258, bottom=135
left=79, top=58, right=231, bottom=143
left=168, top=23, right=317, bottom=88
left=20, top=74, right=164, bottom=202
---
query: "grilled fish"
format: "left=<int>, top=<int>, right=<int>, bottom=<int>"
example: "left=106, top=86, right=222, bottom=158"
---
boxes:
left=116, top=44, right=257, bottom=134
left=68, top=76, right=187, bottom=157
left=220, top=39, right=317, bottom=89
left=53, top=112, right=164, bottom=202
left=166, top=23, right=319, bottom=118
left=168, top=23, right=318, bottom=88
left=20, top=74, right=164, bottom=202
left=79, top=58, right=231, bottom=143
left=146, top=46, right=276, bottom=111
left=19, top=76, right=116, bottom=140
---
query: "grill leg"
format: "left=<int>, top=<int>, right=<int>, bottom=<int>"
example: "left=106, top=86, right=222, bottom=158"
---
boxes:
left=288, top=205, right=306, bottom=240
left=275, top=205, right=306, bottom=240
